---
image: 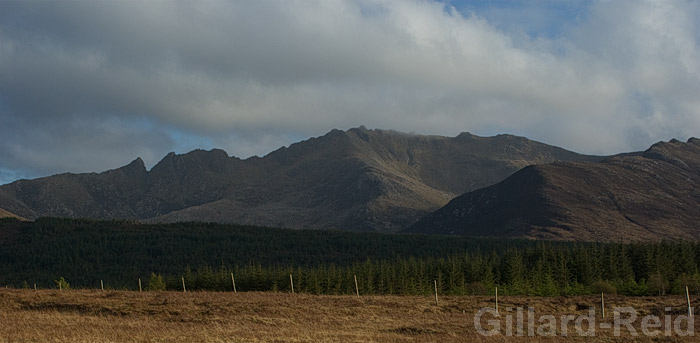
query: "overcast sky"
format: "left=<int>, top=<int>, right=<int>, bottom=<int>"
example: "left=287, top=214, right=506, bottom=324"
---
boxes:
left=1, top=0, right=699, bottom=185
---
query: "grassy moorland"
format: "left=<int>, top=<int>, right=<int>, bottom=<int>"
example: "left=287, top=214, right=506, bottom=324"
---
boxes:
left=0, top=289, right=698, bottom=342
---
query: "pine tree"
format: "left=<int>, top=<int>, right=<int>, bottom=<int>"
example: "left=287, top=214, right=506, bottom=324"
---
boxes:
left=147, top=272, right=166, bottom=291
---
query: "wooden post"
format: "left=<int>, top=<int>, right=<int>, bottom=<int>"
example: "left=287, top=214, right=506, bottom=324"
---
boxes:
left=138, top=278, right=142, bottom=292
left=100, top=280, right=104, bottom=291
left=290, top=274, right=294, bottom=294
left=601, top=293, right=605, bottom=319
left=495, top=287, right=499, bottom=314
left=182, top=277, right=186, bottom=293
left=34, top=283, right=37, bottom=291
left=686, top=286, right=693, bottom=317
left=354, top=274, right=359, bottom=297
left=231, top=273, right=237, bottom=293
left=434, top=280, right=439, bottom=306
left=59, top=282, right=62, bottom=291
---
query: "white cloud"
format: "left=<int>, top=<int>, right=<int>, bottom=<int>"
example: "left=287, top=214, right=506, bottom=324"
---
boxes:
left=0, top=0, right=698, bottom=184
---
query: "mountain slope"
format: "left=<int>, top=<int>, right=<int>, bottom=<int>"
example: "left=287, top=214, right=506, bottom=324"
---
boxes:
left=408, top=138, right=700, bottom=242
left=0, top=127, right=599, bottom=232
left=0, top=208, right=26, bottom=220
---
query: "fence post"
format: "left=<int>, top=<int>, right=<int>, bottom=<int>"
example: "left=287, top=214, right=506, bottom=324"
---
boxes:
left=687, top=286, right=693, bottom=317
left=231, top=273, right=237, bottom=293
left=434, top=280, right=438, bottom=306
left=495, top=287, right=499, bottom=314
left=354, top=274, right=360, bottom=297
left=182, top=277, right=186, bottom=293
left=290, top=274, right=294, bottom=294
left=138, top=278, right=142, bottom=292
left=601, top=293, right=605, bottom=319
left=101, top=280, right=104, bottom=291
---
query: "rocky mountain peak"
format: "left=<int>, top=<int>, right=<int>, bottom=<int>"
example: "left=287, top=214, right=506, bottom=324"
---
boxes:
left=150, top=149, right=234, bottom=174
left=119, top=157, right=147, bottom=175
left=642, top=138, right=700, bottom=171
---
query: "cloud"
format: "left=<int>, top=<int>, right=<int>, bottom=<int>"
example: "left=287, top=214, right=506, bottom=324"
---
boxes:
left=0, top=0, right=699, bottom=184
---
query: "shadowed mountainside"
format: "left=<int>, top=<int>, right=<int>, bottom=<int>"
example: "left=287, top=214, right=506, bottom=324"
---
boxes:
left=0, top=127, right=599, bottom=232
left=409, top=138, right=700, bottom=242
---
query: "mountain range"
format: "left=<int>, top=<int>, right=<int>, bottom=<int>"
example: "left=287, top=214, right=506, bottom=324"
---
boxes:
left=409, top=138, right=700, bottom=242
left=2, top=127, right=697, bottom=242
left=0, top=127, right=598, bottom=232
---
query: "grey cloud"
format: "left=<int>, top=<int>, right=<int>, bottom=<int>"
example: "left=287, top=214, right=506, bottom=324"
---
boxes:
left=0, top=0, right=699, bottom=185
left=0, top=116, right=173, bottom=177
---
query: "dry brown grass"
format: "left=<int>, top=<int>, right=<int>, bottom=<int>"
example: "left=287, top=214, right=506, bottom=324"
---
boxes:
left=0, top=209, right=26, bottom=221
left=0, top=289, right=698, bottom=342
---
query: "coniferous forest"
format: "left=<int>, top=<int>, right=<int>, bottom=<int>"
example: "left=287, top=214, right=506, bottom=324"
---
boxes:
left=1, top=217, right=699, bottom=296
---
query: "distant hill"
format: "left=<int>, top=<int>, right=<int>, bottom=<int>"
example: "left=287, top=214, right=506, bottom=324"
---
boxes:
left=0, top=127, right=599, bottom=232
left=409, top=138, right=700, bottom=242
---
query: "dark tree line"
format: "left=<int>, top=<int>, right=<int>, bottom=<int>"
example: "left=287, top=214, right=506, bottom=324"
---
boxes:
left=161, top=243, right=700, bottom=296
left=1, top=218, right=699, bottom=296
